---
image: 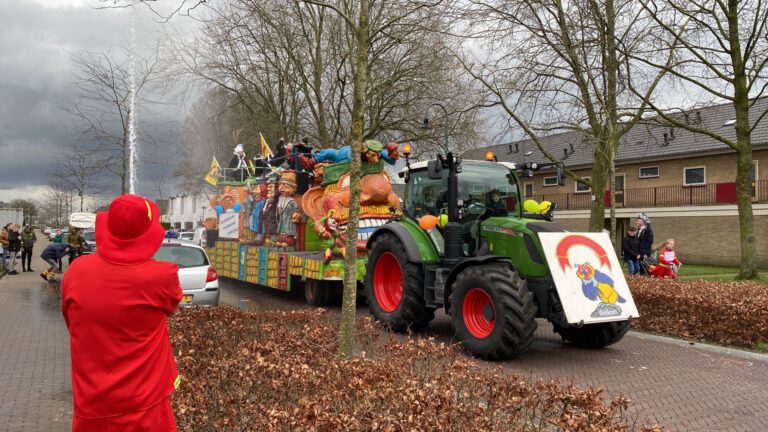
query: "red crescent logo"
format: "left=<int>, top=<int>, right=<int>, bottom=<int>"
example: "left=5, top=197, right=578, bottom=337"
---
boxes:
left=556, top=235, right=612, bottom=272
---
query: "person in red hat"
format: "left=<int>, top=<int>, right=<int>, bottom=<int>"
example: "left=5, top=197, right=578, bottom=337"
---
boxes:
left=62, top=195, right=183, bottom=431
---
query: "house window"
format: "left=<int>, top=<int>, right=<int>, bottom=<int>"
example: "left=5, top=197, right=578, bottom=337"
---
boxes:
left=575, top=177, right=591, bottom=193
left=683, top=166, right=705, bottom=186
left=639, top=166, right=659, bottom=178
left=524, top=182, right=534, bottom=197
left=543, top=176, right=559, bottom=187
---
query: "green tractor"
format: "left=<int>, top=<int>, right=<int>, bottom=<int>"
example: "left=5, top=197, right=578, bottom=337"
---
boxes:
left=365, top=152, right=635, bottom=360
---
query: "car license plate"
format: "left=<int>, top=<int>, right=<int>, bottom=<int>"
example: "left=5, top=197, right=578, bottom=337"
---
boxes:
left=181, top=295, right=193, bottom=303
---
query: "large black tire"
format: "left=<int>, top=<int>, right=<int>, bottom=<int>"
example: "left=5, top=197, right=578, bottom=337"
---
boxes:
left=450, top=263, right=537, bottom=360
left=553, top=321, right=631, bottom=349
left=304, top=278, right=334, bottom=306
left=365, top=233, right=435, bottom=332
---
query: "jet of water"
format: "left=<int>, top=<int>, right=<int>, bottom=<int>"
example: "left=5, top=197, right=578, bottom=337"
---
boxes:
left=128, top=9, right=138, bottom=195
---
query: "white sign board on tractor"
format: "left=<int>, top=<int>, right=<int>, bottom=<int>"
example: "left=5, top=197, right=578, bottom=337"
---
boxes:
left=538, top=232, right=639, bottom=325
left=218, top=213, right=239, bottom=239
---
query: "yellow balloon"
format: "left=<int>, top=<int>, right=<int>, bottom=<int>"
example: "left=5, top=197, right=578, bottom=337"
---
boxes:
left=419, top=214, right=438, bottom=230
left=538, top=200, right=552, bottom=214
left=438, top=214, right=448, bottom=228
left=523, top=199, right=540, bottom=213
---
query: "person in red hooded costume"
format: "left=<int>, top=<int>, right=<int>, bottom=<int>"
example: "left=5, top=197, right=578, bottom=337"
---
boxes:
left=62, top=195, right=183, bottom=431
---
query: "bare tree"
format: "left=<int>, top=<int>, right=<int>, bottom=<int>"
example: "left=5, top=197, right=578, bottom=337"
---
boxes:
left=630, top=0, right=768, bottom=280
left=41, top=181, right=76, bottom=227
left=459, top=0, right=675, bottom=235
left=167, top=0, right=480, bottom=155
left=96, top=0, right=208, bottom=22
left=55, top=143, right=107, bottom=212
left=9, top=199, right=39, bottom=225
left=68, top=47, right=163, bottom=195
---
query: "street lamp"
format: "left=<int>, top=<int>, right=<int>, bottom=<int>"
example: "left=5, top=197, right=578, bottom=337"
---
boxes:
left=422, top=102, right=450, bottom=154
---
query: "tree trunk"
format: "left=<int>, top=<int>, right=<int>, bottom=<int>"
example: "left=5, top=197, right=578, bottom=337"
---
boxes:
left=587, top=139, right=609, bottom=232
left=122, top=135, right=128, bottom=195
left=339, top=0, right=369, bottom=358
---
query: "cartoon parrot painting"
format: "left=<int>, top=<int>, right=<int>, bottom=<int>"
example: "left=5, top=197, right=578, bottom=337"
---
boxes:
left=575, top=263, right=625, bottom=317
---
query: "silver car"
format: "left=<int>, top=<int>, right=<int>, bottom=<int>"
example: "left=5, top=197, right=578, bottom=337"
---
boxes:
left=152, top=239, right=220, bottom=307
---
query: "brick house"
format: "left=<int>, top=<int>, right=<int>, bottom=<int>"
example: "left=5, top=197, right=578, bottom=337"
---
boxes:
left=464, top=98, right=768, bottom=267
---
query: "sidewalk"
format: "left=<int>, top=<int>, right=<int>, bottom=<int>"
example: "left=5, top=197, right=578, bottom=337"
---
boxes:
left=0, top=255, right=72, bottom=431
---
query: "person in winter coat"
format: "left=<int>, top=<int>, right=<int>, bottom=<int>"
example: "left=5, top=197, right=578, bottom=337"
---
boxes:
left=621, top=226, right=641, bottom=275
left=650, top=239, right=682, bottom=278
left=66, top=228, right=86, bottom=265
left=636, top=212, right=654, bottom=261
left=40, top=242, right=72, bottom=281
left=0, top=224, right=9, bottom=272
left=165, top=226, right=180, bottom=239
left=6, top=225, right=22, bottom=275
left=20, top=224, right=37, bottom=272
left=53, top=229, right=65, bottom=244
left=61, top=194, right=182, bottom=432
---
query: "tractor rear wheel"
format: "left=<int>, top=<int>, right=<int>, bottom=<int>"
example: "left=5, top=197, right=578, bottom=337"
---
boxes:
left=553, top=321, right=631, bottom=349
left=366, top=233, right=435, bottom=332
left=304, top=278, right=334, bottom=306
left=450, top=263, right=537, bottom=360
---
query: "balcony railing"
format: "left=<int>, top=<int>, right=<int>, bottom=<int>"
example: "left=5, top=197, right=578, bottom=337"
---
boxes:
left=532, top=180, right=768, bottom=210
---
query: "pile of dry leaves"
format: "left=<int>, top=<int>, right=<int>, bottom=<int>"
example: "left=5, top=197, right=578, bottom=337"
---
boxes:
left=169, top=307, right=657, bottom=431
left=628, top=277, right=768, bottom=347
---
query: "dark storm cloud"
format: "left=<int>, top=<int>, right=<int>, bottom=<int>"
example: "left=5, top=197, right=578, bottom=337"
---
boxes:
left=0, top=1, right=189, bottom=200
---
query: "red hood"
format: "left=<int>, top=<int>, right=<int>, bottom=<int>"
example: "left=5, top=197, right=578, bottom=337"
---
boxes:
left=95, top=195, right=165, bottom=264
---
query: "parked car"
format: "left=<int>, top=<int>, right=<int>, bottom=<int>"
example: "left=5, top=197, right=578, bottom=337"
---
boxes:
left=82, top=230, right=97, bottom=255
left=192, top=227, right=206, bottom=247
left=178, top=231, right=194, bottom=241
left=152, top=239, right=219, bottom=306
left=43, top=226, right=51, bottom=235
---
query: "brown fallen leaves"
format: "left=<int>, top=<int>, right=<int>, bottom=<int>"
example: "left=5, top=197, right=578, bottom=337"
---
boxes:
left=628, top=277, right=768, bottom=347
left=169, top=307, right=659, bottom=431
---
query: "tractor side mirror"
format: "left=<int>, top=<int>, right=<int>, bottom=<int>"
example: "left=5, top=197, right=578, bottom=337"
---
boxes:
left=427, top=159, right=443, bottom=180
left=556, top=166, right=566, bottom=186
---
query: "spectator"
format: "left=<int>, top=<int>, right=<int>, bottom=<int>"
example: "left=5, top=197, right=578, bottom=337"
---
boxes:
left=636, top=212, right=654, bottom=261
left=20, top=224, right=37, bottom=272
left=53, top=229, right=65, bottom=269
left=165, top=227, right=180, bottom=239
left=40, top=243, right=71, bottom=281
left=0, top=224, right=9, bottom=273
left=67, top=228, right=86, bottom=265
left=651, top=239, right=682, bottom=278
left=61, top=194, right=181, bottom=431
left=622, top=226, right=640, bottom=275
left=7, top=225, right=21, bottom=275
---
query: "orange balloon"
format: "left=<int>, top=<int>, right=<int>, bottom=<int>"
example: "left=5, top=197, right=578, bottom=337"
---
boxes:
left=419, top=214, right=438, bottom=230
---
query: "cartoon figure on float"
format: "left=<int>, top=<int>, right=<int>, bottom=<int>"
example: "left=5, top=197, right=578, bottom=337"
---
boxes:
left=274, top=171, right=301, bottom=250
left=298, top=140, right=400, bottom=170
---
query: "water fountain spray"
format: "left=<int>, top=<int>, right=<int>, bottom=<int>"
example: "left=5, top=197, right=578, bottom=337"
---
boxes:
left=127, top=8, right=139, bottom=195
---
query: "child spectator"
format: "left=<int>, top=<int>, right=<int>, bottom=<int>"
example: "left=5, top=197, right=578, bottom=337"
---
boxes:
left=651, top=239, right=682, bottom=278
left=622, top=226, right=640, bottom=275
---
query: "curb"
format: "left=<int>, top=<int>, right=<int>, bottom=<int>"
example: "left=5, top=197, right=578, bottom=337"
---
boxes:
left=628, top=330, right=768, bottom=363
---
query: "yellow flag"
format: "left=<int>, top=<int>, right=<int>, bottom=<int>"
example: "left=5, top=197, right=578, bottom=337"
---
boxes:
left=204, top=157, right=221, bottom=186
left=260, top=133, right=274, bottom=158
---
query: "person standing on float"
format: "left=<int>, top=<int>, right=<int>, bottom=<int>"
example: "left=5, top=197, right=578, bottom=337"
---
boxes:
left=62, top=194, right=183, bottom=432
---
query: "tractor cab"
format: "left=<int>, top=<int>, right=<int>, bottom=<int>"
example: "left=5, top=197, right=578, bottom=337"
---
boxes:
left=402, top=159, right=521, bottom=257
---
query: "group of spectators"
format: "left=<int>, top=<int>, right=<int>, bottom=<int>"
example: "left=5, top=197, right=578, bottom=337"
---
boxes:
left=621, top=212, right=682, bottom=278
left=0, top=224, right=87, bottom=277
left=0, top=223, right=38, bottom=275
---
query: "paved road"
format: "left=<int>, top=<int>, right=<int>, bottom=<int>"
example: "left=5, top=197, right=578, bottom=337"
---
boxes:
left=221, top=277, right=768, bottom=432
left=0, top=256, right=72, bottom=432
left=2, top=259, right=767, bottom=432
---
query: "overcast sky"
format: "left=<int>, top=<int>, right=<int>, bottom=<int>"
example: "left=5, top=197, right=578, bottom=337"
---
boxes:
left=0, top=0, right=199, bottom=204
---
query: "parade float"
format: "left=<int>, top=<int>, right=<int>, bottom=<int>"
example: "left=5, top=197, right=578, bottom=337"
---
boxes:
left=203, top=138, right=400, bottom=305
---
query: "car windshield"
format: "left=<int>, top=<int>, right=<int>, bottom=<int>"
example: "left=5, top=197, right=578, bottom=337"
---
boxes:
left=83, top=231, right=95, bottom=241
left=153, top=244, right=209, bottom=268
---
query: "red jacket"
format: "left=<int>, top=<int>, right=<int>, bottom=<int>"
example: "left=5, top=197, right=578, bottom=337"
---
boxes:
left=61, top=195, right=182, bottom=423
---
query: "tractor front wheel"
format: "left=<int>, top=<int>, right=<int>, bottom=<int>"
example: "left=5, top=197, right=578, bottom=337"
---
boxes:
left=450, top=263, right=537, bottom=360
left=366, top=233, right=435, bottom=332
left=553, top=321, right=631, bottom=349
